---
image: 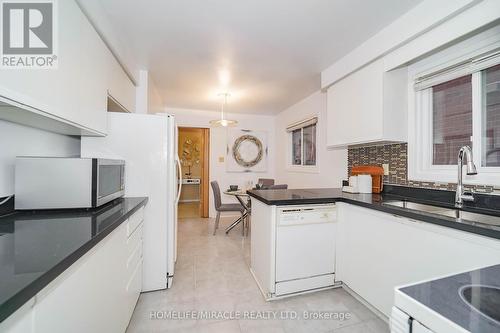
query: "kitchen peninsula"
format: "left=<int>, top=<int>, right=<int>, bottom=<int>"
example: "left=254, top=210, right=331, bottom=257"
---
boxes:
left=247, top=186, right=500, bottom=329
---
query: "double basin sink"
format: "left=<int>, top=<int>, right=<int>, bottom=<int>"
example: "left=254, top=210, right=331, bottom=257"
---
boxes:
left=383, top=200, right=500, bottom=227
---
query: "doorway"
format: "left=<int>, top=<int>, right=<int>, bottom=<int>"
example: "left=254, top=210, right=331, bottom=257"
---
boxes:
left=178, top=127, right=209, bottom=218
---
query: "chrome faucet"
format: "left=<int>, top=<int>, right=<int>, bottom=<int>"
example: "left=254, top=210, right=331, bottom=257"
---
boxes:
left=455, top=146, right=477, bottom=207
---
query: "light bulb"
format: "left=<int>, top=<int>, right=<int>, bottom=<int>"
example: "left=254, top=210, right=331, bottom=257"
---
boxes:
left=218, top=69, right=231, bottom=87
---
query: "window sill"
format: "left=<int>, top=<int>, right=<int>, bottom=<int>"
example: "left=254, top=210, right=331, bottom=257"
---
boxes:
left=408, top=166, right=500, bottom=186
left=286, top=165, right=320, bottom=174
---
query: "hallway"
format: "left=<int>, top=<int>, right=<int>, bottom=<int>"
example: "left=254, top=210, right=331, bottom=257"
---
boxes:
left=127, top=216, right=389, bottom=333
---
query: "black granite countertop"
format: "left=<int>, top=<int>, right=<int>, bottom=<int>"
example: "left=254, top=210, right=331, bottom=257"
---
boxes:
left=0, top=197, right=148, bottom=323
left=247, top=186, right=500, bottom=240
left=400, top=264, right=500, bottom=332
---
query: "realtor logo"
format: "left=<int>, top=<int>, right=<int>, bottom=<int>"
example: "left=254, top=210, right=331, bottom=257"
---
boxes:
left=1, top=0, right=57, bottom=68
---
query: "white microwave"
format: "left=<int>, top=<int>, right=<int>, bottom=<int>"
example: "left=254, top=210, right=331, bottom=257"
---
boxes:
left=15, top=157, right=125, bottom=210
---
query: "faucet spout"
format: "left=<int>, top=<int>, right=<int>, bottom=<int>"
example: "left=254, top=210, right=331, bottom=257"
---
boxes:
left=456, top=146, right=477, bottom=207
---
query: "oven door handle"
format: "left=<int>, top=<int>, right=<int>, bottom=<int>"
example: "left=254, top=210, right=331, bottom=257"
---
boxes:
left=175, top=155, right=182, bottom=204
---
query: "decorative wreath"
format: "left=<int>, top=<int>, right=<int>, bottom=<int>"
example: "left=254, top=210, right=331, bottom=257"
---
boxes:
left=232, top=134, right=264, bottom=168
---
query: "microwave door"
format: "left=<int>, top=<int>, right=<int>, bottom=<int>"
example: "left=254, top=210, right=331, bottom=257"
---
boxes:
left=95, top=160, right=125, bottom=207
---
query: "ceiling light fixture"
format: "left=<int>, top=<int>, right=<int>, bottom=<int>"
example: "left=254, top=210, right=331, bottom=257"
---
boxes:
left=210, top=92, right=238, bottom=127
left=218, top=69, right=231, bottom=87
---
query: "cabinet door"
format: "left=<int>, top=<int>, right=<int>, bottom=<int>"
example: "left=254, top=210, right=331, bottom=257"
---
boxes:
left=0, top=0, right=135, bottom=134
left=108, top=58, right=136, bottom=114
left=0, top=0, right=82, bottom=122
left=336, top=203, right=500, bottom=317
left=326, top=59, right=384, bottom=147
left=33, top=224, right=129, bottom=333
left=0, top=301, right=35, bottom=333
left=75, top=9, right=109, bottom=134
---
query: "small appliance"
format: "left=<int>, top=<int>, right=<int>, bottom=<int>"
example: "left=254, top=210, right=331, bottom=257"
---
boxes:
left=15, top=157, right=125, bottom=210
left=351, top=165, right=385, bottom=193
left=357, top=175, right=373, bottom=194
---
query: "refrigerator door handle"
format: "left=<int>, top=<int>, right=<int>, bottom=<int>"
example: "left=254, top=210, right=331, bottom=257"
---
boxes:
left=175, top=155, right=182, bottom=204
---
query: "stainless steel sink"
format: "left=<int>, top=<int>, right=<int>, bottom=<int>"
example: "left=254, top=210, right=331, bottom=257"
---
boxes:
left=436, top=210, right=500, bottom=226
left=460, top=285, right=500, bottom=323
left=383, top=200, right=500, bottom=227
left=383, top=201, right=451, bottom=214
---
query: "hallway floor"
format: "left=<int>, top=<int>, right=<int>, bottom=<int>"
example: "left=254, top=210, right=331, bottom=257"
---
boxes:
left=126, top=216, right=389, bottom=333
left=178, top=202, right=201, bottom=219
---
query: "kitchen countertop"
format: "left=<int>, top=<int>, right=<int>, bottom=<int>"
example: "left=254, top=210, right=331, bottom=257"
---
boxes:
left=247, top=186, right=500, bottom=240
left=398, top=264, right=500, bottom=333
left=0, top=197, right=148, bottom=323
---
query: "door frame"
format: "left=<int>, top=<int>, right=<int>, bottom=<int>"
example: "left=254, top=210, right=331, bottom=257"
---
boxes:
left=178, top=127, right=210, bottom=218
left=200, top=128, right=210, bottom=218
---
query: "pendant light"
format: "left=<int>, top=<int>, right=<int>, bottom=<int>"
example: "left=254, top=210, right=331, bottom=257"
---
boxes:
left=210, top=93, right=238, bottom=127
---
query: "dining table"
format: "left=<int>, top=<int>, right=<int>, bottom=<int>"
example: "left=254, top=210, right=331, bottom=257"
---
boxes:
left=223, top=189, right=251, bottom=234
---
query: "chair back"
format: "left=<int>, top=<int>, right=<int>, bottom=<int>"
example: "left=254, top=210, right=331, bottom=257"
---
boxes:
left=211, top=181, right=222, bottom=210
left=258, top=178, right=275, bottom=186
left=269, top=184, right=288, bottom=189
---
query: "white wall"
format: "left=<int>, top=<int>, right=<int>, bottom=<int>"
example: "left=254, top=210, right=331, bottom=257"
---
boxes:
left=0, top=120, right=81, bottom=197
left=148, top=75, right=164, bottom=114
left=321, top=0, right=500, bottom=88
left=135, top=70, right=164, bottom=114
left=274, top=91, right=347, bottom=188
left=166, top=107, right=275, bottom=217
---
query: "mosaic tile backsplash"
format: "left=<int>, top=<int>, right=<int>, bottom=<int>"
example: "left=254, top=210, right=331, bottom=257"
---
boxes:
left=347, top=143, right=499, bottom=194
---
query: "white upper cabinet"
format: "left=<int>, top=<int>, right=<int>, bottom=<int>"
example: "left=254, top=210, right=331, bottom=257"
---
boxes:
left=0, top=0, right=135, bottom=135
left=108, top=57, right=136, bottom=114
left=326, top=58, right=408, bottom=148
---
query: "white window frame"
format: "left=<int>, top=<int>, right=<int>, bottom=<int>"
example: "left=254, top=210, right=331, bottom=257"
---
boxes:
left=408, top=25, right=500, bottom=186
left=286, top=116, right=319, bottom=173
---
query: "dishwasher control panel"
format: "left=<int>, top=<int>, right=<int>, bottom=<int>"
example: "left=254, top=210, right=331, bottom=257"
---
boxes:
left=278, top=205, right=336, bottom=226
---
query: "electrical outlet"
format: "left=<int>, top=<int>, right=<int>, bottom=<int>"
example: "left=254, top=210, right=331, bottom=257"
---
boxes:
left=382, top=163, right=390, bottom=176
left=218, top=156, right=225, bottom=163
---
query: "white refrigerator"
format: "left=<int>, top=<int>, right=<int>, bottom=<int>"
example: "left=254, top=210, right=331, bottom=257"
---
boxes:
left=81, top=112, right=180, bottom=292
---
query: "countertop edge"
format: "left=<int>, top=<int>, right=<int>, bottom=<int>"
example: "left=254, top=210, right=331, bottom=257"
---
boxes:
left=0, top=197, right=148, bottom=324
left=247, top=192, right=500, bottom=241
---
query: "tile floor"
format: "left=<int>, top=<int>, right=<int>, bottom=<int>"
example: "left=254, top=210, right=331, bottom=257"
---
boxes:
left=127, top=216, right=389, bottom=333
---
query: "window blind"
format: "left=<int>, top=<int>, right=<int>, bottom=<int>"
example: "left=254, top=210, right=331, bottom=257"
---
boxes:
left=414, top=49, right=500, bottom=91
left=286, top=116, right=318, bottom=132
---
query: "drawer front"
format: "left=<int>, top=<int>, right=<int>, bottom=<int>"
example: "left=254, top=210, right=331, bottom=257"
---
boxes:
left=127, top=223, right=143, bottom=253
left=127, top=236, right=143, bottom=274
left=127, top=206, right=144, bottom=237
left=127, top=225, right=142, bottom=276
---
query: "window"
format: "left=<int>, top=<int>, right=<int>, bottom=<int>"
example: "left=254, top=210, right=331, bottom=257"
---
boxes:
left=303, top=124, right=317, bottom=165
left=482, top=64, right=500, bottom=167
left=432, top=75, right=473, bottom=165
left=292, top=128, right=302, bottom=165
left=287, top=117, right=318, bottom=169
left=410, top=41, right=500, bottom=185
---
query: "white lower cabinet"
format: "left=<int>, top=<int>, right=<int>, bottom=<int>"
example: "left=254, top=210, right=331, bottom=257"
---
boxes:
left=34, top=221, right=129, bottom=333
left=0, top=209, right=143, bottom=333
left=336, top=203, right=500, bottom=318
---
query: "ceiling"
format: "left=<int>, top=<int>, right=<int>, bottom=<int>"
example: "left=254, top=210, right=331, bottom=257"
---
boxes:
left=84, top=0, right=422, bottom=114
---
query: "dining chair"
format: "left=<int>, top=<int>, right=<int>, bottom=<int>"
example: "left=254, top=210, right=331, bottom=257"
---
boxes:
left=211, top=181, right=245, bottom=235
left=268, top=184, right=288, bottom=189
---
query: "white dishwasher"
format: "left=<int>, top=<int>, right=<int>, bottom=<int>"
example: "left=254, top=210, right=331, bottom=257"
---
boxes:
left=275, top=204, right=337, bottom=296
